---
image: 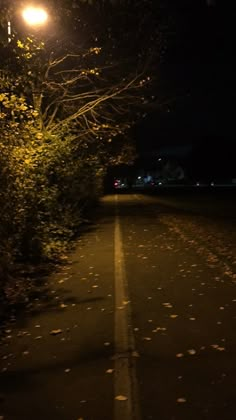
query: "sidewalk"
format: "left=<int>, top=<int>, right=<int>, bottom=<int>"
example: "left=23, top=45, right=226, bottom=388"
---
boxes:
left=0, top=204, right=116, bottom=420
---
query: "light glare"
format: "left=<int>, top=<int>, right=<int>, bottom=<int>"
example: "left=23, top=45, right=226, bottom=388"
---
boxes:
left=22, top=7, right=48, bottom=26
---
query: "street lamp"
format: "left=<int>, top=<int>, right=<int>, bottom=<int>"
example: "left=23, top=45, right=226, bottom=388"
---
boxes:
left=7, top=6, right=48, bottom=42
left=21, top=7, right=48, bottom=27
left=20, top=6, right=48, bottom=122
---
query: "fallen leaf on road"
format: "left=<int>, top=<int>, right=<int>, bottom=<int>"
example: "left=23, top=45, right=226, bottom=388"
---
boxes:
left=170, top=315, right=178, bottom=319
left=143, top=337, right=152, bottom=341
left=115, top=395, right=128, bottom=401
left=176, top=353, right=184, bottom=358
left=17, top=331, right=28, bottom=337
left=152, top=327, right=167, bottom=333
left=60, top=304, right=67, bottom=308
left=123, top=300, right=130, bottom=305
left=106, top=369, right=114, bottom=374
left=177, top=398, right=187, bottom=403
left=64, top=369, right=71, bottom=373
left=132, top=351, right=140, bottom=358
left=104, top=342, right=111, bottom=346
left=187, top=349, right=196, bottom=355
left=35, top=336, right=43, bottom=340
left=50, top=329, right=63, bottom=335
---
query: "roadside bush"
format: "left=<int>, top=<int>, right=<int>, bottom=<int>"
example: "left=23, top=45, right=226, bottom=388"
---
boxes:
left=0, top=93, right=104, bottom=303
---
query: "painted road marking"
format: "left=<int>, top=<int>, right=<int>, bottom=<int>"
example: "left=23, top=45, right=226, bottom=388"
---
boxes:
left=114, top=195, right=141, bottom=420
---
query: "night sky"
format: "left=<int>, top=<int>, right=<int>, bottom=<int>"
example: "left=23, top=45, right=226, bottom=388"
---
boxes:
left=133, top=0, right=236, bottom=178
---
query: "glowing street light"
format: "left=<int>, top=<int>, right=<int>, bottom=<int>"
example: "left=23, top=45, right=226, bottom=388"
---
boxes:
left=22, top=6, right=48, bottom=27
left=7, top=6, right=48, bottom=43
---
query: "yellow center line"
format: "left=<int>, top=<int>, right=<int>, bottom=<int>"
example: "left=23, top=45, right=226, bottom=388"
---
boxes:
left=114, top=194, right=141, bottom=420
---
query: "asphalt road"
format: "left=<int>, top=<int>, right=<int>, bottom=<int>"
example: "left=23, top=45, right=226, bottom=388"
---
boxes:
left=0, top=191, right=236, bottom=420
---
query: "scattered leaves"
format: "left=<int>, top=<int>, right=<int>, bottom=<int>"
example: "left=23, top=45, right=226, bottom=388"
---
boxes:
left=106, top=369, right=114, bottom=374
left=176, top=353, right=184, bottom=358
left=187, top=349, right=196, bottom=355
left=177, top=398, right=187, bottom=403
left=115, top=395, right=128, bottom=401
left=50, top=329, right=63, bottom=335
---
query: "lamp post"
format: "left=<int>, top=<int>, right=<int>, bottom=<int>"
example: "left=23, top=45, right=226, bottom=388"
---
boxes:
left=4, top=6, right=49, bottom=125
left=20, top=6, right=49, bottom=125
left=7, top=20, right=11, bottom=43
